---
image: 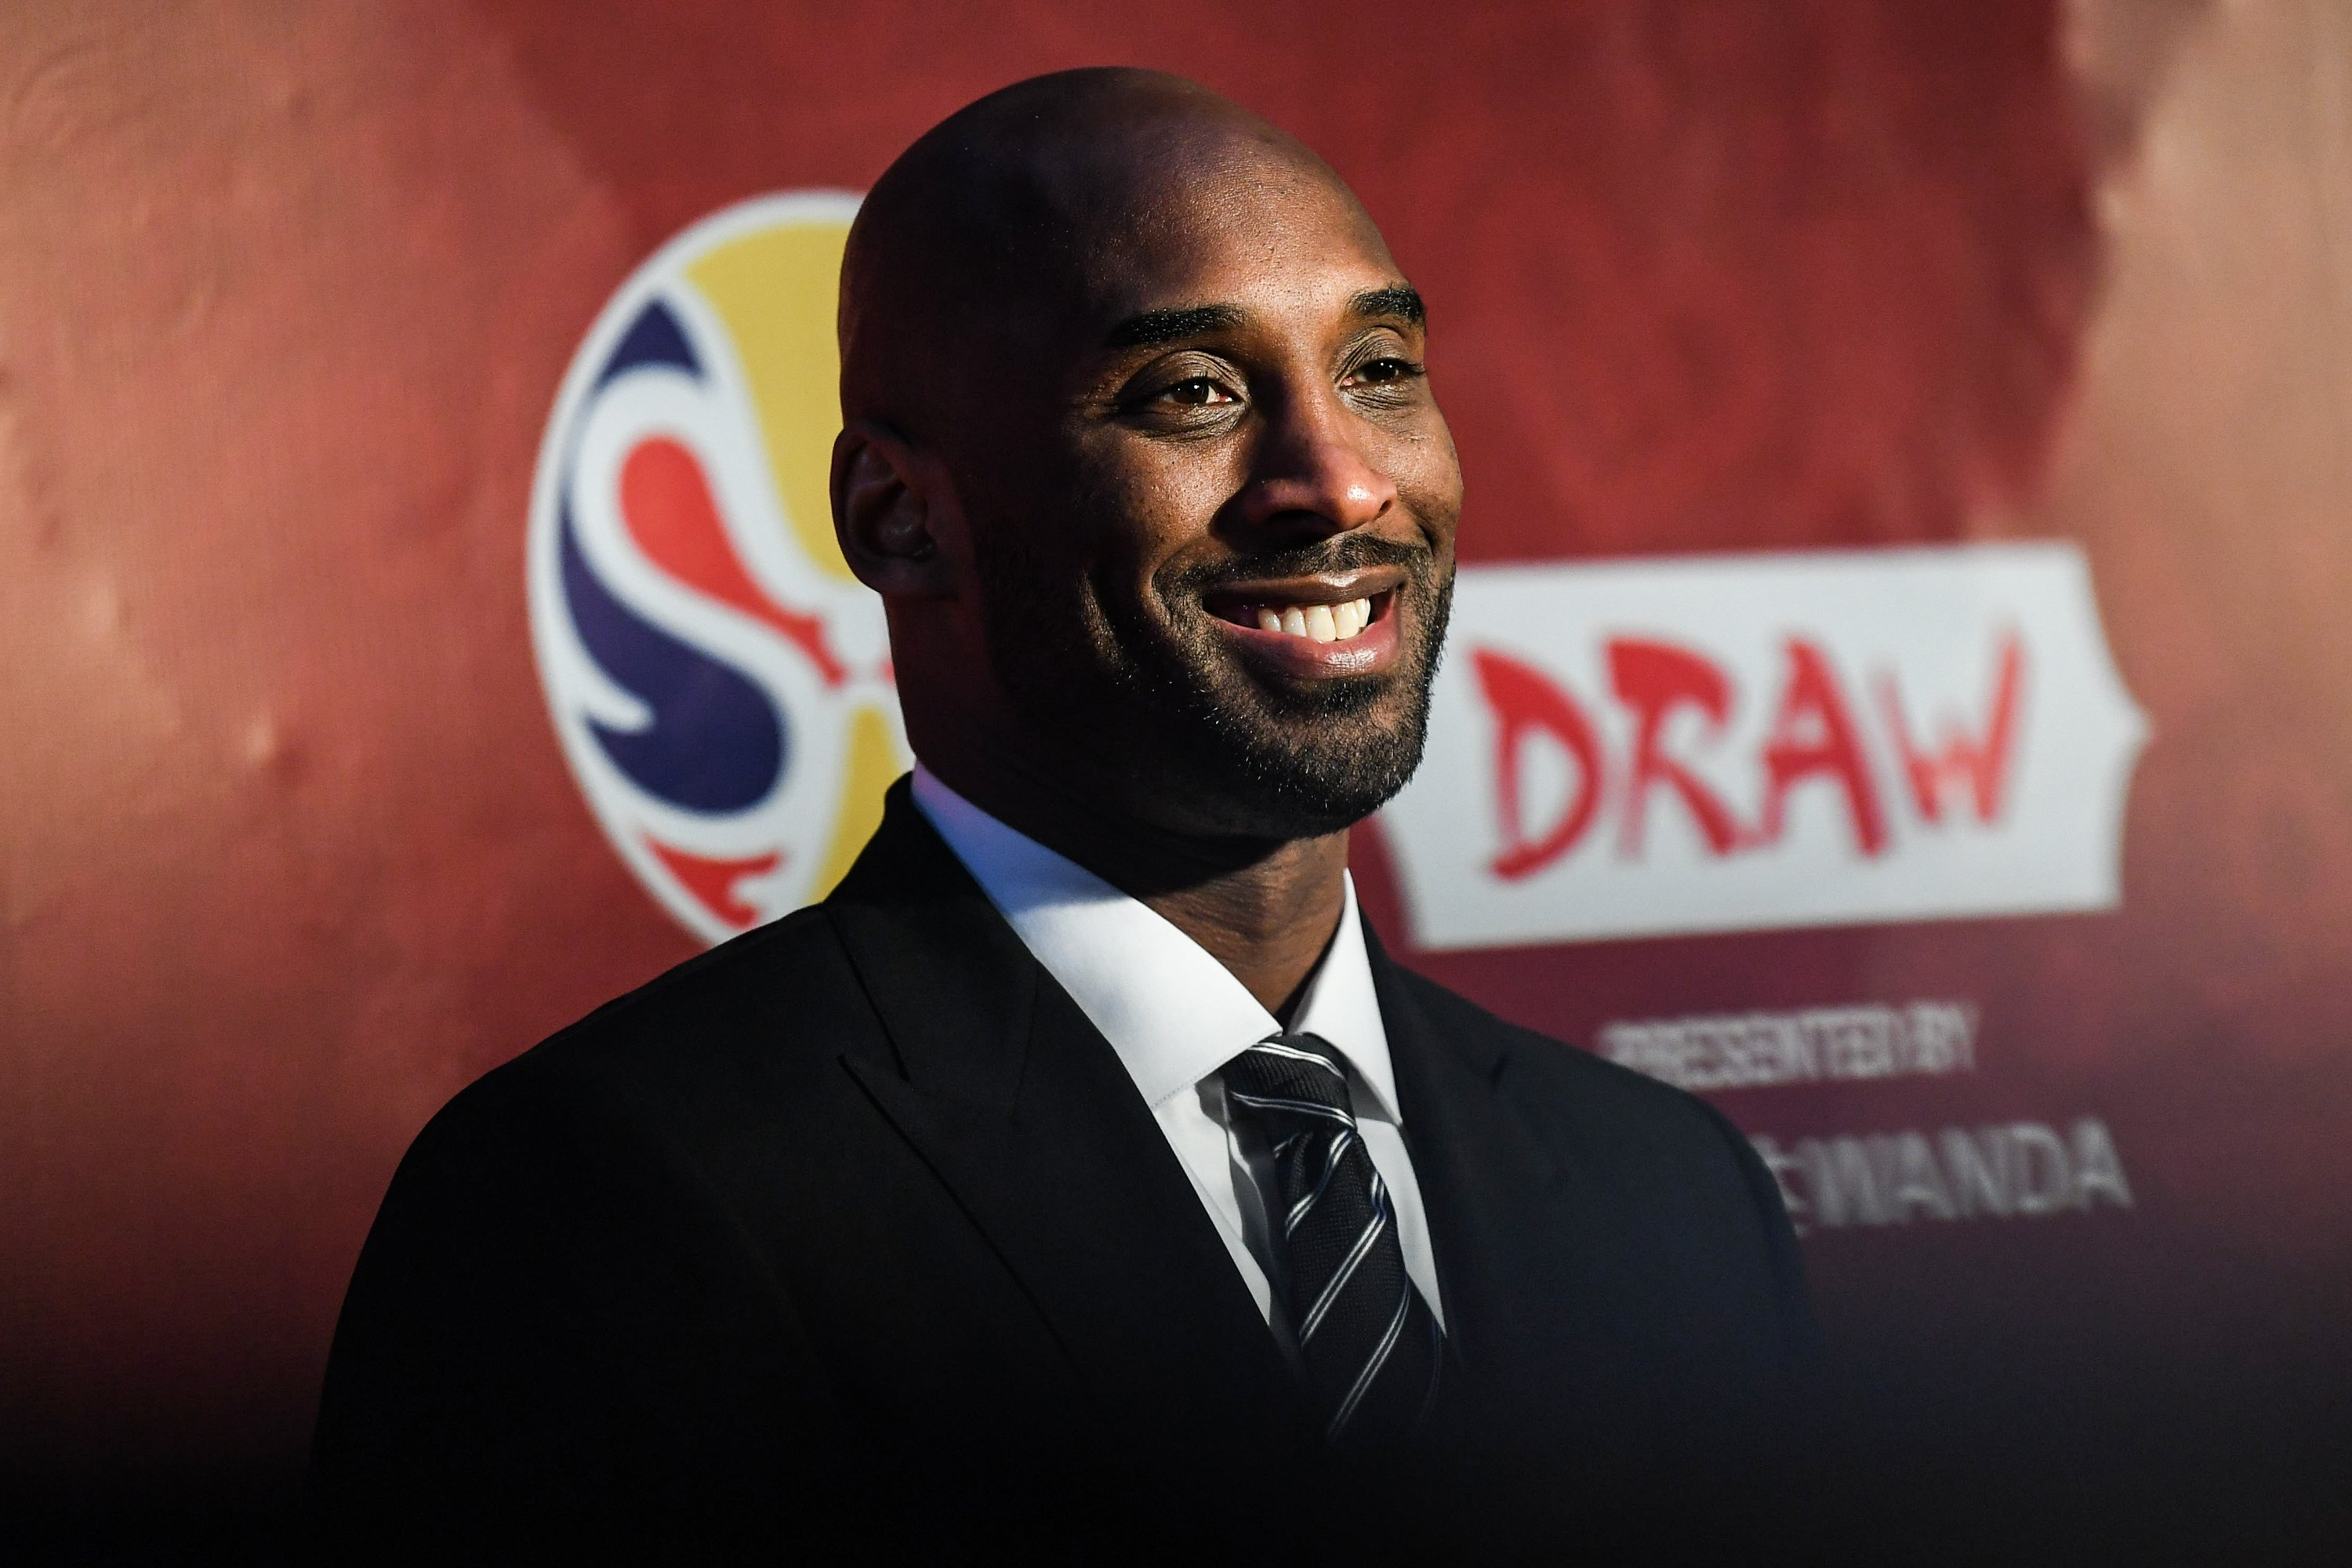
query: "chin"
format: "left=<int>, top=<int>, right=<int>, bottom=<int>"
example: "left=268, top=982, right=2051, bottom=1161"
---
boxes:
left=1102, top=627, right=1425, bottom=829
left=1171, top=694, right=1432, bottom=838
left=991, top=593, right=1442, bottom=837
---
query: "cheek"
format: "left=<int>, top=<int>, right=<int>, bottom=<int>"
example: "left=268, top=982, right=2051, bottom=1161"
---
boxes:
left=1391, top=428, right=1465, bottom=540
left=1127, top=435, right=1240, bottom=526
left=1076, top=443, right=1237, bottom=586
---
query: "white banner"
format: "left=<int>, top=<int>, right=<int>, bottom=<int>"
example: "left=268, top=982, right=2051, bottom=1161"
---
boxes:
left=1379, top=543, right=2147, bottom=949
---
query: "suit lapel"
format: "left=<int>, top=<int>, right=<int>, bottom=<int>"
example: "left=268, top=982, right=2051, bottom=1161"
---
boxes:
left=1374, top=926, right=1628, bottom=1392
left=1374, top=923, right=1705, bottom=1484
left=824, top=782, right=1312, bottom=1457
left=1367, top=925, right=1581, bottom=1379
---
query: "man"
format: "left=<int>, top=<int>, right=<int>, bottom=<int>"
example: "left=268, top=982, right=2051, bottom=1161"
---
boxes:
left=311, top=68, right=1814, bottom=1559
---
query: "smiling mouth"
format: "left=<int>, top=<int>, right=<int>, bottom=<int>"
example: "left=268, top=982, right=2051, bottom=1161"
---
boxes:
left=1206, top=585, right=1396, bottom=645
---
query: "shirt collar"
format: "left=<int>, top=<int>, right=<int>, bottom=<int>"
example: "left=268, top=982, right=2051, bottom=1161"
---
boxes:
left=909, top=764, right=1400, bottom=1123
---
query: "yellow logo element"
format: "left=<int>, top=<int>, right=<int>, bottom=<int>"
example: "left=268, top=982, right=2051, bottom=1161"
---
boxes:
left=528, top=192, right=909, bottom=944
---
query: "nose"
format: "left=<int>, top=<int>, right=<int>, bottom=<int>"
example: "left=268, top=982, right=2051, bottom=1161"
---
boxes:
left=1232, top=385, right=1399, bottom=539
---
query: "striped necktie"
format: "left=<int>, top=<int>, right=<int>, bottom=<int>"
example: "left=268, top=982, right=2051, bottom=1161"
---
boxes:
left=1222, top=1030, right=1443, bottom=1446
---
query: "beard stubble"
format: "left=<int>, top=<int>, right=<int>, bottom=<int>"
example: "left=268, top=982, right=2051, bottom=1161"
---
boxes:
left=972, top=521, right=1454, bottom=840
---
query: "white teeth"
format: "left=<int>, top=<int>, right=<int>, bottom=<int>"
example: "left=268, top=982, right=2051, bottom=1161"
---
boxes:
left=1245, top=596, right=1378, bottom=643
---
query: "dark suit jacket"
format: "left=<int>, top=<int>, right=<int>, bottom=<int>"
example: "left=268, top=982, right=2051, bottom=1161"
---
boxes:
left=310, top=782, right=1816, bottom=1562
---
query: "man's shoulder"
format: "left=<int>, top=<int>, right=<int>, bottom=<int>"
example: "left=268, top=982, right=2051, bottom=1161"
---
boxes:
left=437, top=903, right=886, bottom=1152
left=540, top=904, right=865, bottom=1056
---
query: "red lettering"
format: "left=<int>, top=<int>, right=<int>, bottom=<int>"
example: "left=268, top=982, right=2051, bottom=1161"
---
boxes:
left=1759, top=639, right=1887, bottom=856
left=1877, top=631, right=2024, bottom=825
left=1473, top=649, right=1605, bottom=880
left=1607, top=638, right=1743, bottom=858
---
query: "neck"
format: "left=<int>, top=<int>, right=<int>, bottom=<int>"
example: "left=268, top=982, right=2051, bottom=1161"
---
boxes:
left=919, top=744, right=1350, bottom=1015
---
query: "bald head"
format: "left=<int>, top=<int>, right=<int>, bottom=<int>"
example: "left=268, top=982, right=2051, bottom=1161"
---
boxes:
left=839, top=68, right=1385, bottom=434
left=829, top=68, right=1458, bottom=848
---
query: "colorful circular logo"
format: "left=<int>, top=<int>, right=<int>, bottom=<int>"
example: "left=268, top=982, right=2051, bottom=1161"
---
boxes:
left=528, top=192, right=907, bottom=944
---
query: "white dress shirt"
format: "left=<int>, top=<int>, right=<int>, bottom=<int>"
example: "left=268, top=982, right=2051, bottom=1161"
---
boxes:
left=910, top=765, right=1446, bottom=1345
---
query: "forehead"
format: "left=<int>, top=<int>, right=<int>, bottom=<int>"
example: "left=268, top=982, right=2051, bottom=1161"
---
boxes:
left=1051, top=145, right=1403, bottom=332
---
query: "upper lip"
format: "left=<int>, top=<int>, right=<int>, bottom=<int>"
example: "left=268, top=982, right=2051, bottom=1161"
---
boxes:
left=1198, top=564, right=1407, bottom=615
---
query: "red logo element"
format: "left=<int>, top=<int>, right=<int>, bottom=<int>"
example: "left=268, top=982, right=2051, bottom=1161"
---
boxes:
left=618, top=437, right=847, bottom=686
left=645, top=840, right=782, bottom=930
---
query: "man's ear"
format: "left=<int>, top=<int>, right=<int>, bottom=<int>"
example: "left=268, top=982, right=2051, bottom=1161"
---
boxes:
left=831, top=419, right=962, bottom=597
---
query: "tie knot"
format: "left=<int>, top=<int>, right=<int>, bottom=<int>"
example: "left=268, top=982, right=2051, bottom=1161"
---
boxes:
left=1223, top=1031, right=1353, bottom=1120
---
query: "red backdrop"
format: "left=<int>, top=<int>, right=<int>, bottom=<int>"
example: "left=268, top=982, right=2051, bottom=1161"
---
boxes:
left=5, top=0, right=2348, bottom=1552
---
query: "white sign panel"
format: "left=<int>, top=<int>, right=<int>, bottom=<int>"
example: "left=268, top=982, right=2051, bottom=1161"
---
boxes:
left=1379, top=544, right=2147, bottom=949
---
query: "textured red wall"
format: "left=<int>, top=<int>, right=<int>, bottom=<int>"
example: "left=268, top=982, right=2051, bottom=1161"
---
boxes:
left=3, top=0, right=2347, bottom=1547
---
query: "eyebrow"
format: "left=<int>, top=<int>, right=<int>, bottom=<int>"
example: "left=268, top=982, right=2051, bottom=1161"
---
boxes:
left=1100, top=285, right=1426, bottom=352
left=1103, top=303, right=1246, bottom=350
left=1349, top=285, right=1425, bottom=326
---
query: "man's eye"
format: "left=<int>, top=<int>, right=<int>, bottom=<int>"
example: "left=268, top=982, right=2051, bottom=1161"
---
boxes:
left=1163, top=377, right=1236, bottom=407
left=1351, top=358, right=1420, bottom=385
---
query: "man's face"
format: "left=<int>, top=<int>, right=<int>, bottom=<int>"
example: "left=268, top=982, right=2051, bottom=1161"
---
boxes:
left=958, top=153, right=1463, bottom=840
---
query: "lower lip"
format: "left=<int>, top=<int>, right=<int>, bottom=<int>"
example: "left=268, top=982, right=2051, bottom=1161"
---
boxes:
left=1208, top=602, right=1405, bottom=679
